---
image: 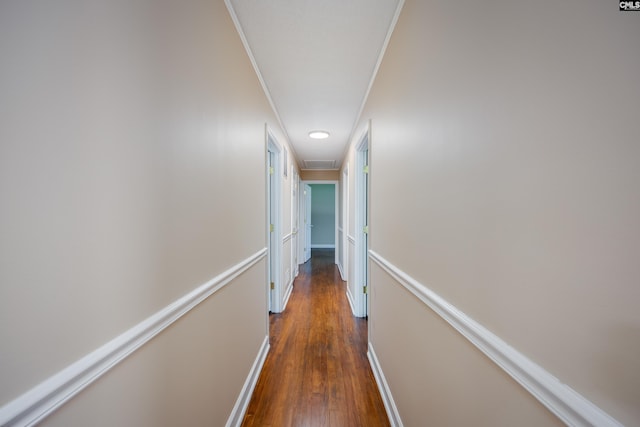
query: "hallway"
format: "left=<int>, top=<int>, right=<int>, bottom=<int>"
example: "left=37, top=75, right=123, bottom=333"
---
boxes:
left=1, top=2, right=637, bottom=426
left=241, top=249, right=389, bottom=427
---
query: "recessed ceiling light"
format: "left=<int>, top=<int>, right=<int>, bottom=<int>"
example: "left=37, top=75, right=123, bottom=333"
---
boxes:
left=309, top=130, right=330, bottom=139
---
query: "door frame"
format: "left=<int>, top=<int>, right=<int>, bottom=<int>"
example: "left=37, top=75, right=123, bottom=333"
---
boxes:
left=298, top=183, right=306, bottom=265
left=266, top=127, right=284, bottom=313
left=304, top=184, right=312, bottom=263
left=354, top=127, right=370, bottom=318
left=300, top=180, right=339, bottom=264
left=340, top=164, right=349, bottom=281
left=292, top=170, right=300, bottom=278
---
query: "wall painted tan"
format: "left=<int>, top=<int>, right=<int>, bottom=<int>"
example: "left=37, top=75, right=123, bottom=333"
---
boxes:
left=44, top=266, right=266, bottom=427
left=345, top=0, right=640, bottom=425
left=0, top=1, right=291, bottom=425
left=370, top=263, right=565, bottom=427
left=300, top=169, right=340, bottom=181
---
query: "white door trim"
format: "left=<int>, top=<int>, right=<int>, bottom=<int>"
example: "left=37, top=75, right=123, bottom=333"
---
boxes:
left=341, top=165, right=349, bottom=281
left=292, top=171, right=300, bottom=278
left=304, top=184, right=312, bottom=262
left=354, top=126, right=370, bottom=318
left=301, top=180, right=339, bottom=264
left=266, top=126, right=284, bottom=313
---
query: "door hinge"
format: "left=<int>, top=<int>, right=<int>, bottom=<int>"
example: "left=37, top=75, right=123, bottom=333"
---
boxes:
left=269, top=167, right=275, bottom=175
left=363, top=225, right=369, bottom=234
left=270, top=282, right=275, bottom=290
left=270, top=224, right=274, bottom=232
left=363, top=165, right=369, bottom=174
left=363, top=285, right=368, bottom=294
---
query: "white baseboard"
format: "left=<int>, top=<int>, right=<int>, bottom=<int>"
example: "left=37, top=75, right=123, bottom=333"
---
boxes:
left=368, top=250, right=623, bottom=427
left=368, top=343, right=403, bottom=427
left=346, top=288, right=357, bottom=317
left=282, top=281, right=294, bottom=311
left=310, top=244, right=335, bottom=249
left=337, top=263, right=346, bottom=281
left=226, top=335, right=270, bottom=427
left=0, top=249, right=268, bottom=427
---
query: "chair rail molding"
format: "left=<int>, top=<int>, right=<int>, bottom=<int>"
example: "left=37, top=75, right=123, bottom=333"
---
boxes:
left=0, top=248, right=268, bottom=427
left=368, top=250, right=624, bottom=427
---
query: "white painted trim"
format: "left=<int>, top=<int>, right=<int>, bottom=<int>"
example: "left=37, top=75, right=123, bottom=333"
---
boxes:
left=341, top=164, right=349, bottom=282
left=346, top=290, right=357, bottom=317
left=368, top=343, right=403, bottom=427
left=0, top=249, right=268, bottom=427
left=347, top=235, right=356, bottom=244
left=267, top=129, right=284, bottom=314
left=282, top=233, right=292, bottom=244
left=337, top=263, right=346, bottom=281
left=338, top=229, right=343, bottom=268
left=353, top=128, right=369, bottom=318
left=226, top=335, right=270, bottom=427
left=368, top=250, right=624, bottom=427
left=302, top=180, right=339, bottom=265
left=334, top=181, right=339, bottom=266
left=281, top=281, right=294, bottom=312
left=291, top=170, right=300, bottom=279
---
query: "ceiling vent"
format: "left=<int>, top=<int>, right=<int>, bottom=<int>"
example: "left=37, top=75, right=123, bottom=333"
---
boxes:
left=304, top=160, right=336, bottom=170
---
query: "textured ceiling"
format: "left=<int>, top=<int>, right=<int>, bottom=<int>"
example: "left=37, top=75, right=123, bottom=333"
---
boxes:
left=226, top=0, right=403, bottom=170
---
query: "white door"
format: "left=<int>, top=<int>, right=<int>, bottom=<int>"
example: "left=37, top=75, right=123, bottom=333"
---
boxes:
left=304, top=184, right=312, bottom=262
left=266, top=131, right=283, bottom=313
left=342, top=167, right=349, bottom=280
left=354, top=130, right=369, bottom=318
left=362, top=148, right=369, bottom=317
left=268, top=149, right=276, bottom=312
left=292, top=172, right=299, bottom=277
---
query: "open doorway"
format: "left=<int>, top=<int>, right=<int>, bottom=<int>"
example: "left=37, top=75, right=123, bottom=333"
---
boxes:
left=291, top=170, right=300, bottom=279
left=339, top=165, right=349, bottom=281
left=267, top=129, right=283, bottom=314
left=354, top=129, right=369, bottom=318
left=299, top=181, right=339, bottom=267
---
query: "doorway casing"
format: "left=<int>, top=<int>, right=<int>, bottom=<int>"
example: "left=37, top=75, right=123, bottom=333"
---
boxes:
left=298, top=180, right=339, bottom=267
left=352, top=127, right=370, bottom=318
left=267, top=127, right=284, bottom=314
left=339, top=165, right=349, bottom=281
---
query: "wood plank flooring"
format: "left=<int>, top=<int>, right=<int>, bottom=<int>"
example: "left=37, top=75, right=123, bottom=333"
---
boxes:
left=241, top=249, right=390, bottom=427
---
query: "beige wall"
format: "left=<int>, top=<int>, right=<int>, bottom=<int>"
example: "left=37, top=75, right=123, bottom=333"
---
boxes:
left=0, top=1, right=290, bottom=425
left=345, top=0, right=640, bottom=425
left=300, top=169, right=340, bottom=181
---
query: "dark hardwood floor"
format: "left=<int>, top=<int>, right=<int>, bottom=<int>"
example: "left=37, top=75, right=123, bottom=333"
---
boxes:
left=241, top=249, right=390, bottom=427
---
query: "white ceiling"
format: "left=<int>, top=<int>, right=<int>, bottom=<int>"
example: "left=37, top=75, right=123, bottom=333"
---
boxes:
left=226, top=0, right=403, bottom=170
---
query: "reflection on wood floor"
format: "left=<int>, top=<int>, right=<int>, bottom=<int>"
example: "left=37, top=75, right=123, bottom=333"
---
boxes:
left=241, top=249, right=390, bottom=427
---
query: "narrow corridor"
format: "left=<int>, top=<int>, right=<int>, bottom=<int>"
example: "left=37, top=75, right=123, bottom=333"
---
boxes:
left=241, top=249, right=390, bottom=427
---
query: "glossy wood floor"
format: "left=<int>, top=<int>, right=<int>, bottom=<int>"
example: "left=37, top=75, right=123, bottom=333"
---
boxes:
left=241, top=249, right=390, bottom=427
